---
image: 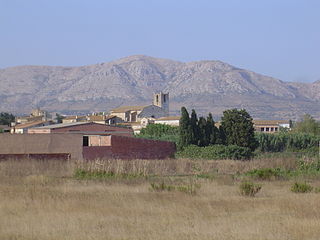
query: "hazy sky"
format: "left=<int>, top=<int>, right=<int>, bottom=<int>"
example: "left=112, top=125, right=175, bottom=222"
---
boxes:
left=1, top=0, right=319, bottom=82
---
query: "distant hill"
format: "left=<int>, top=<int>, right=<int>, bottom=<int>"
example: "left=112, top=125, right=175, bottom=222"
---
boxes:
left=0, top=55, right=319, bottom=120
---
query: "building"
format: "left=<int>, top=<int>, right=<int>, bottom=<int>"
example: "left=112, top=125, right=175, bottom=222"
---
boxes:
left=153, top=92, right=169, bottom=116
left=0, top=133, right=176, bottom=160
left=11, top=120, right=51, bottom=134
left=87, top=115, right=123, bottom=125
left=109, top=92, right=169, bottom=122
left=253, top=120, right=290, bottom=133
left=27, top=122, right=133, bottom=137
left=15, top=108, right=51, bottom=124
left=62, top=115, right=87, bottom=124
left=154, top=116, right=180, bottom=126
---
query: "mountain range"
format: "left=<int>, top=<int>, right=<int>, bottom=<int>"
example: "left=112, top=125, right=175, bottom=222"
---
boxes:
left=0, top=55, right=319, bottom=120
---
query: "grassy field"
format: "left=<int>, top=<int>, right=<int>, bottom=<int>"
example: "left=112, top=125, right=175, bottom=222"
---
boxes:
left=1, top=157, right=320, bottom=240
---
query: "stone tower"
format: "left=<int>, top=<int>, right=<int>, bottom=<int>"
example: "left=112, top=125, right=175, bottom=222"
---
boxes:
left=153, top=92, right=169, bottom=116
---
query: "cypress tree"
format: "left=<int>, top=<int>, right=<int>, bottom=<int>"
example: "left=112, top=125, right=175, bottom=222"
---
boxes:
left=190, top=109, right=200, bottom=145
left=206, top=113, right=217, bottom=145
left=178, top=107, right=192, bottom=148
left=198, top=116, right=208, bottom=146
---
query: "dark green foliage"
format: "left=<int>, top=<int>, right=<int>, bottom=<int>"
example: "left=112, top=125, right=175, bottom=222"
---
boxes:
left=198, top=117, right=208, bottom=146
left=179, top=107, right=193, bottom=148
left=190, top=109, right=200, bottom=145
left=221, top=109, right=257, bottom=151
left=206, top=113, right=219, bottom=145
left=0, top=112, right=15, bottom=126
left=55, top=113, right=65, bottom=124
left=176, top=144, right=252, bottom=160
left=150, top=179, right=200, bottom=195
left=291, top=182, right=313, bottom=193
left=239, top=181, right=262, bottom=197
left=256, top=132, right=320, bottom=153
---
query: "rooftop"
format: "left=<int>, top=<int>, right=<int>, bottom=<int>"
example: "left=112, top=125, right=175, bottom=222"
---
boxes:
left=33, top=121, right=98, bottom=129
left=15, top=120, right=50, bottom=129
left=155, top=116, right=180, bottom=121
left=110, top=105, right=147, bottom=113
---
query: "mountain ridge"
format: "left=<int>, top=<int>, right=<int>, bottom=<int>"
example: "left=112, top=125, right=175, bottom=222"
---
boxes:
left=0, top=55, right=319, bottom=119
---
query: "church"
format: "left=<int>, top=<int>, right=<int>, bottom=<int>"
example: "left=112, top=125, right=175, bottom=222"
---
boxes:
left=109, top=92, right=169, bottom=122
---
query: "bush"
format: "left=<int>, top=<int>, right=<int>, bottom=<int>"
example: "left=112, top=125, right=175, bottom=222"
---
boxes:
left=255, top=132, right=320, bottom=153
left=245, top=168, right=286, bottom=180
left=176, top=144, right=252, bottom=160
left=137, top=124, right=179, bottom=143
left=291, top=182, right=313, bottom=193
left=239, top=181, right=262, bottom=197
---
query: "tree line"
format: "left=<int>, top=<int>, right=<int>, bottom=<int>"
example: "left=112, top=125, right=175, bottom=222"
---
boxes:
left=179, top=107, right=257, bottom=152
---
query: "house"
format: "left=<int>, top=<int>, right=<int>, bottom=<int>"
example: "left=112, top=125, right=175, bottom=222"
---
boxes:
left=62, top=115, right=87, bottom=124
left=11, top=120, right=51, bottom=134
left=87, top=115, right=123, bottom=125
left=253, top=120, right=290, bottom=133
left=154, top=116, right=180, bottom=126
left=0, top=133, right=176, bottom=160
left=110, top=92, right=169, bottom=122
left=15, top=108, right=51, bottom=124
left=27, top=122, right=133, bottom=137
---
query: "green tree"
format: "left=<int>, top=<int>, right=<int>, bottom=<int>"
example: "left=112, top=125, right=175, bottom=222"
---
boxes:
left=190, top=109, right=200, bottom=145
left=198, top=116, right=208, bottom=146
left=206, top=113, right=218, bottom=145
left=178, top=107, right=193, bottom=148
left=55, top=113, right=65, bottom=124
left=220, top=109, right=257, bottom=151
left=292, top=114, right=320, bottom=135
left=0, top=112, right=15, bottom=126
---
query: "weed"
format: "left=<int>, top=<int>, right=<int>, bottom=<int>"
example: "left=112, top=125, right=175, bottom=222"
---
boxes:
left=239, top=181, right=262, bottom=197
left=245, top=168, right=287, bottom=180
left=291, top=182, right=313, bottom=193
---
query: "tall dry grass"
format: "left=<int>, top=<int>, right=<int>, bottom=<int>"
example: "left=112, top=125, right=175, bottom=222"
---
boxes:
left=0, top=158, right=320, bottom=240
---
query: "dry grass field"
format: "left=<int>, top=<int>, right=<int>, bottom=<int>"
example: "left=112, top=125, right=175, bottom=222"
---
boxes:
left=1, top=158, right=320, bottom=240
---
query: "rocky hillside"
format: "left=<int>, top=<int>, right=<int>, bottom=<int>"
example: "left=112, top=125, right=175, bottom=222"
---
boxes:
left=0, top=55, right=319, bottom=120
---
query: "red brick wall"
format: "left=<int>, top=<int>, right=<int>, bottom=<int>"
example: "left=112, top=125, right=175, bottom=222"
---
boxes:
left=51, top=123, right=133, bottom=137
left=82, top=136, right=176, bottom=160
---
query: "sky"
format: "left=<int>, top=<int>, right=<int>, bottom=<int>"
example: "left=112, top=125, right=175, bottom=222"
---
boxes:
left=1, top=0, right=320, bottom=83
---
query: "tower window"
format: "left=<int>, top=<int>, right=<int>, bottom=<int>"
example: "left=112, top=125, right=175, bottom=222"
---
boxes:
left=163, top=95, right=166, bottom=102
left=156, top=95, right=159, bottom=104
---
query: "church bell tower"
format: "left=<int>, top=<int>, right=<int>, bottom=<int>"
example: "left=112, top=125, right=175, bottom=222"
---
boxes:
left=153, top=92, right=169, bottom=116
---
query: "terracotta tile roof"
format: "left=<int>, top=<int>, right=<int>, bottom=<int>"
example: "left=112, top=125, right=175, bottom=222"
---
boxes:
left=15, top=120, right=49, bottom=129
left=64, top=115, right=86, bottom=120
left=110, top=106, right=146, bottom=113
left=253, top=120, right=289, bottom=125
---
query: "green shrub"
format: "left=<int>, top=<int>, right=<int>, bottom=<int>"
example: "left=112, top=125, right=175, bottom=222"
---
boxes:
left=176, top=144, right=252, bottom=160
left=245, top=168, right=287, bottom=180
left=150, top=182, right=175, bottom=192
left=137, top=124, right=179, bottom=143
left=291, top=182, right=313, bottom=193
left=239, top=181, right=262, bottom=197
left=255, top=132, right=320, bottom=153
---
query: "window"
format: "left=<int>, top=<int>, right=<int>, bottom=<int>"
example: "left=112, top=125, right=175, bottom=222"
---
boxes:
left=266, top=127, right=269, bottom=132
left=156, top=95, right=159, bottom=104
left=260, top=127, right=264, bottom=132
left=83, top=136, right=89, bottom=146
left=270, top=127, right=274, bottom=132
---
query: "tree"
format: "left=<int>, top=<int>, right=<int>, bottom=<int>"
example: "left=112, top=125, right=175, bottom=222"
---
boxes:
left=198, top=116, right=208, bottom=146
left=55, top=113, right=65, bottom=124
left=178, top=107, right=193, bottom=148
left=190, top=109, right=200, bottom=145
left=0, top=112, right=15, bottom=126
left=206, top=113, right=219, bottom=145
left=220, top=109, right=257, bottom=151
left=292, top=114, right=320, bottom=135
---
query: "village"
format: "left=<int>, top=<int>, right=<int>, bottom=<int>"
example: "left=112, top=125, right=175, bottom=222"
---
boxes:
left=0, top=92, right=291, bottom=161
